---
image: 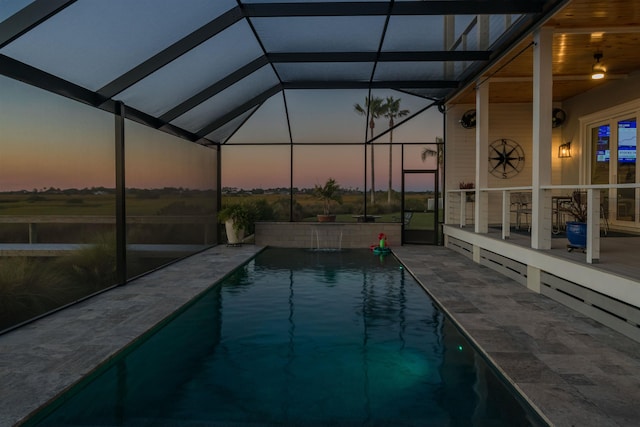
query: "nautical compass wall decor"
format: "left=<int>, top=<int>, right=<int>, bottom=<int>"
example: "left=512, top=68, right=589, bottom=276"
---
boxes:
left=488, top=138, right=525, bottom=179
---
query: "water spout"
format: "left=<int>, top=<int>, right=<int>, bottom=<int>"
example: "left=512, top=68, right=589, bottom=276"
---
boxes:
left=310, top=225, right=344, bottom=251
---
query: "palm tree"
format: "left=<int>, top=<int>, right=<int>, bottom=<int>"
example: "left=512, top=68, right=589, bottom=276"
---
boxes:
left=383, top=97, right=410, bottom=204
left=421, top=136, right=444, bottom=165
left=354, top=96, right=386, bottom=204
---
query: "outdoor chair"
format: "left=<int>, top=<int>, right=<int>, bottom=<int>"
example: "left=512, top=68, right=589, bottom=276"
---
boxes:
left=393, top=211, right=413, bottom=225
left=403, top=212, right=413, bottom=226
left=510, top=192, right=532, bottom=231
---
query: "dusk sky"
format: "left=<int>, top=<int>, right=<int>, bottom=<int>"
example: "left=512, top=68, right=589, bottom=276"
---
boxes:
left=1, top=1, right=447, bottom=193
left=1, top=76, right=442, bottom=192
left=221, top=88, right=443, bottom=189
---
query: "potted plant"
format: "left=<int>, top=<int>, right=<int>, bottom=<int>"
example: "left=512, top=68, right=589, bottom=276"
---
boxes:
left=314, top=178, right=343, bottom=222
left=562, top=191, right=588, bottom=249
left=459, top=181, right=475, bottom=202
left=218, top=203, right=254, bottom=245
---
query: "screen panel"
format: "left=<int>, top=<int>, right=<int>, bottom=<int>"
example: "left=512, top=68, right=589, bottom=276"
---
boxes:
left=1, top=0, right=236, bottom=90
left=252, top=16, right=386, bottom=53
left=0, top=75, right=116, bottom=332
left=117, top=20, right=264, bottom=117
left=125, top=120, right=216, bottom=278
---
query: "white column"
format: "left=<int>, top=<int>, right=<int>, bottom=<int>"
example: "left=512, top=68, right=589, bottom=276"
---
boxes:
left=475, top=82, right=489, bottom=233
left=502, top=190, right=511, bottom=239
left=527, top=265, right=541, bottom=293
left=531, top=28, right=554, bottom=250
left=587, top=189, right=600, bottom=263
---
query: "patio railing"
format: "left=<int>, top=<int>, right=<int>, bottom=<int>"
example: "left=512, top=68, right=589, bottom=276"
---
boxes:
left=446, top=183, right=640, bottom=264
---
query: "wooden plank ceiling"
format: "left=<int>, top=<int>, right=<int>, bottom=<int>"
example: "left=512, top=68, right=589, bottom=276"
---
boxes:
left=450, top=0, right=640, bottom=104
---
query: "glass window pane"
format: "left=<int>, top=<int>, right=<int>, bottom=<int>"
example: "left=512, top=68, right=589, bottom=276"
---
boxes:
left=170, top=65, right=279, bottom=134
left=617, top=119, right=636, bottom=183
left=252, top=16, right=385, bottom=52
left=118, top=21, right=264, bottom=117
left=591, top=125, right=610, bottom=185
left=617, top=118, right=636, bottom=221
left=1, top=0, right=237, bottom=90
left=125, top=120, right=216, bottom=278
left=0, top=75, right=115, bottom=332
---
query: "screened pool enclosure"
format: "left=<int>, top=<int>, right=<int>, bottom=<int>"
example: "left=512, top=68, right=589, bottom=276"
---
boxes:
left=0, top=1, right=564, bottom=331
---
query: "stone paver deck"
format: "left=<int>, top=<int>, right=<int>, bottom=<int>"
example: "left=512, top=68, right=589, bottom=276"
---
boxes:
left=1, top=244, right=639, bottom=426
left=0, top=244, right=263, bottom=427
left=393, top=245, right=640, bottom=427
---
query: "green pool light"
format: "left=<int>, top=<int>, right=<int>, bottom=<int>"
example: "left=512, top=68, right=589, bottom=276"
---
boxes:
left=457, top=345, right=464, bottom=351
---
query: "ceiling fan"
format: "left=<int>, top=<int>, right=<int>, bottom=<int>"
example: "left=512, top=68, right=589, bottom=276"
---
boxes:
left=459, top=109, right=476, bottom=129
left=552, top=108, right=567, bottom=128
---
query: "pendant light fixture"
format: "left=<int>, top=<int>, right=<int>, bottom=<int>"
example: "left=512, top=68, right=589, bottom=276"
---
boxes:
left=591, top=52, right=606, bottom=80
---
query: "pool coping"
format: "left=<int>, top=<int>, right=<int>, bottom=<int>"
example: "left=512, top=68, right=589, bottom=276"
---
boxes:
left=0, top=244, right=264, bottom=427
left=393, top=245, right=640, bottom=427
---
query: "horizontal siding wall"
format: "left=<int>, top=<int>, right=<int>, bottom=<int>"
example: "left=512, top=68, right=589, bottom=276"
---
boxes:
left=445, top=103, right=564, bottom=224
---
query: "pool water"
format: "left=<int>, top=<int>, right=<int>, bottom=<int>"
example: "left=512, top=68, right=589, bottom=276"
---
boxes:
left=30, top=248, right=546, bottom=426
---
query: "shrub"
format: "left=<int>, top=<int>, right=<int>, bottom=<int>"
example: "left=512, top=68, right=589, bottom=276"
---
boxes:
left=0, top=257, right=68, bottom=331
left=57, top=232, right=118, bottom=290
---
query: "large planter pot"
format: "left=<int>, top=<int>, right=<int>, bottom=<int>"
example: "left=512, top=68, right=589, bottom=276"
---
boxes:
left=566, top=221, right=586, bottom=248
left=225, top=220, right=245, bottom=245
left=317, top=214, right=336, bottom=222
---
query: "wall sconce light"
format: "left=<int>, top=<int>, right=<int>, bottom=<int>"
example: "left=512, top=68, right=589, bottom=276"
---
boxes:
left=558, top=141, right=572, bottom=158
left=591, top=52, right=606, bottom=80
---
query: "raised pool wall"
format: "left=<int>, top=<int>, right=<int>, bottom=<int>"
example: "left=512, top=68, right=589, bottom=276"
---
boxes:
left=255, top=222, right=401, bottom=249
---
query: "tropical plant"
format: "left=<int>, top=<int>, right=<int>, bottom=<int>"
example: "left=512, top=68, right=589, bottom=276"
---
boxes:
left=314, top=178, right=343, bottom=216
left=421, top=136, right=444, bottom=165
left=218, top=203, right=255, bottom=232
left=354, top=96, right=387, bottom=204
left=383, top=96, right=410, bottom=205
left=562, top=190, right=588, bottom=223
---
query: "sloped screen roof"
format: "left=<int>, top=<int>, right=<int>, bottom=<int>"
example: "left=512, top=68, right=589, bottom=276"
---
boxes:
left=0, top=1, right=561, bottom=145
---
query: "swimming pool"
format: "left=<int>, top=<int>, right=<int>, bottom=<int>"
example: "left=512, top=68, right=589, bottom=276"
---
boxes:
left=28, top=248, right=546, bottom=426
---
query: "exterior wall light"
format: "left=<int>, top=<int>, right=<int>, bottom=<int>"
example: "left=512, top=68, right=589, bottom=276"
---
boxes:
left=558, top=141, right=572, bottom=158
